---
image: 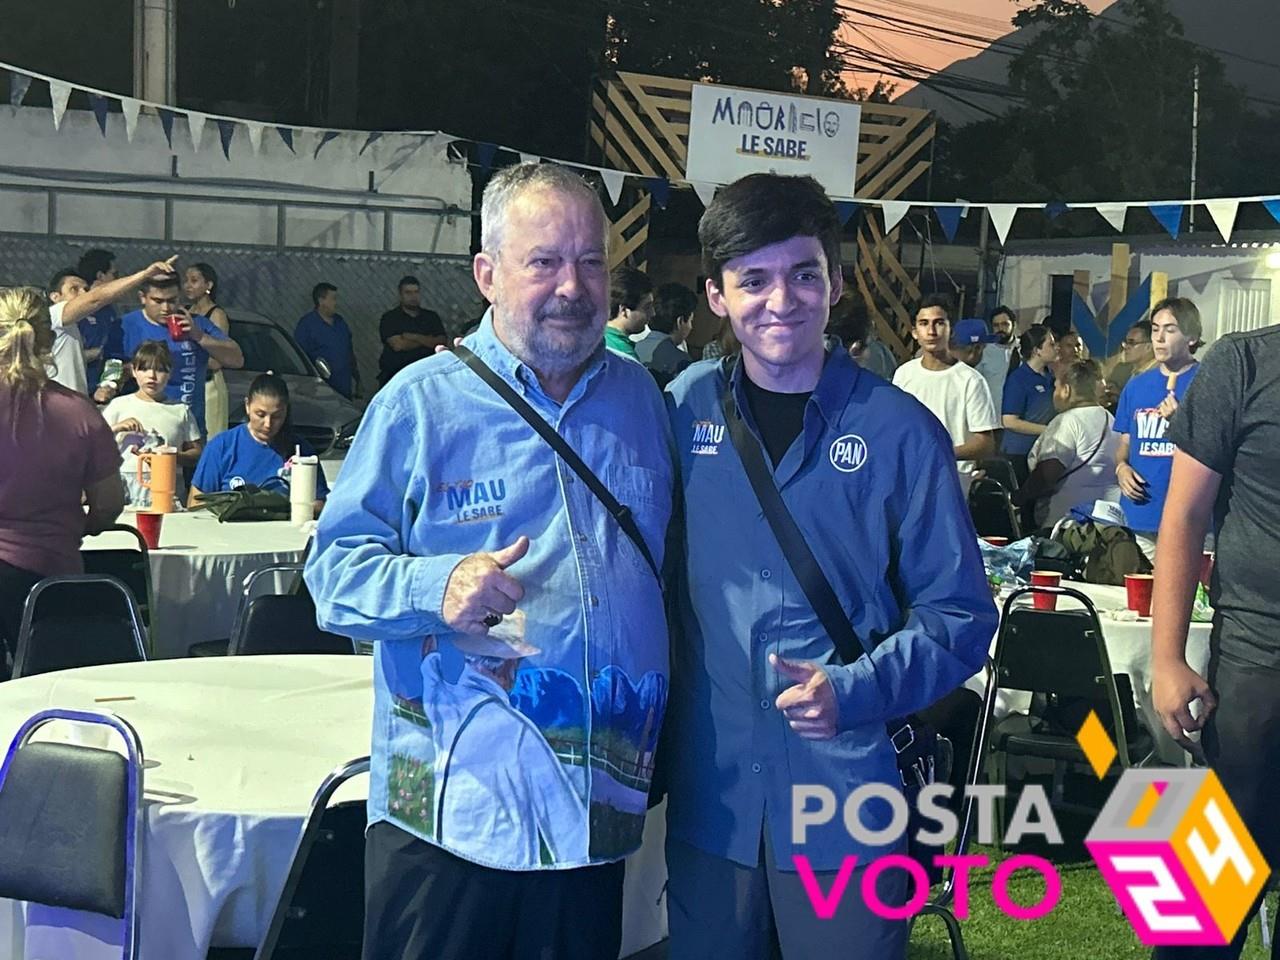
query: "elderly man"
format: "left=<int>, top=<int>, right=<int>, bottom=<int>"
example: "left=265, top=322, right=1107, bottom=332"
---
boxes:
left=305, top=162, right=673, bottom=960
left=664, top=173, right=994, bottom=959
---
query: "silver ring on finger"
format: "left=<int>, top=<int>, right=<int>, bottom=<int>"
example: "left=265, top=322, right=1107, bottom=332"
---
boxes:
left=482, top=612, right=503, bottom=628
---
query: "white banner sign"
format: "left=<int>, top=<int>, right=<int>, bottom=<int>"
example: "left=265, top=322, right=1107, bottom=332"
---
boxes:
left=684, top=82, right=862, bottom=197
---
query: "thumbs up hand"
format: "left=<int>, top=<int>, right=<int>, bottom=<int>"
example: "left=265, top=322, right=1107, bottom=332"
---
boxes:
left=442, top=536, right=531, bottom=635
left=772, top=653, right=840, bottom=740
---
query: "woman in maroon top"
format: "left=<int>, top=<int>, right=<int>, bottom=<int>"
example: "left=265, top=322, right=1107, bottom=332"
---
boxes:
left=0, top=287, right=125, bottom=673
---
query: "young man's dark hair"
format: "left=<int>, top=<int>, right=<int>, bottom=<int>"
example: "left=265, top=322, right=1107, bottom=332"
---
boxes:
left=698, top=174, right=841, bottom=285
left=312, top=282, right=338, bottom=306
left=77, top=249, right=115, bottom=283
left=989, top=305, right=1015, bottom=325
left=827, top=294, right=872, bottom=349
left=649, top=282, right=696, bottom=335
left=141, top=272, right=181, bottom=294
left=609, top=265, right=653, bottom=317
left=916, top=292, right=955, bottom=321
left=47, top=267, right=85, bottom=297
left=1151, top=296, right=1203, bottom=348
left=398, top=275, right=420, bottom=291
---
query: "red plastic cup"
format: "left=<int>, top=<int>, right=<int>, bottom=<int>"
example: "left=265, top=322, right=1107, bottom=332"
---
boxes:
left=1199, top=552, right=1215, bottom=590
left=1030, top=570, right=1061, bottom=610
left=983, top=536, right=1010, bottom=546
left=1125, top=573, right=1155, bottom=618
left=166, top=313, right=187, bottom=342
left=134, top=511, right=163, bottom=550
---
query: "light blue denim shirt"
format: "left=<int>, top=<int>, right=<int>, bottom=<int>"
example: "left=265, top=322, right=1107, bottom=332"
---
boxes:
left=664, top=349, right=996, bottom=871
left=305, top=315, right=674, bottom=870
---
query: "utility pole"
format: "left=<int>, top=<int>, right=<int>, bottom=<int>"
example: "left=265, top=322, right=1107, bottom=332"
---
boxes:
left=133, top=0, right=176, bottom=103
left=976, top=206, right=991, bottom=318
left=1189, top=61, right=1200, bottom=232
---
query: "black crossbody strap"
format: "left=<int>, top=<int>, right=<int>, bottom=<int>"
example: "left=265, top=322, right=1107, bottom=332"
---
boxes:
left=454, top=344, right=661, bottom=584
left=720, top=385, right=867, bottom=665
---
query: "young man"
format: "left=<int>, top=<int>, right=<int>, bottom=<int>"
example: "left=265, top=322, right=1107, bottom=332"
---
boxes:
left=1107, top=319, right=1156, bottom=393
left=305, top=163, right=673, bottom=960
left=296, top=282, right=360, bottom=399
left=604, top=264, right=653, bottom=359
left=976, top=306, right=1017, bottom=410
left=377, top=275, right=446, bottom=387
left=893, top=296, right=1000, bottom=495
left=1151, top=324, right=1280, bottom=960
left=46, top=256, right=179, bottom=395
left=1114, top=297, right=1202, bottom=560
left=664, top=173, right=994, bottom=959
left=76, top=248, right=125, bottom=390
left=635, top=281, right=695, bottom=386
left=102, top=272, right=245, bottom=436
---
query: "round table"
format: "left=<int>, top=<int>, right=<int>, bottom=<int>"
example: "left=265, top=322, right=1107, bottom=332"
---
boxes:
left=0, top=656, right=669, bottom=960
left=969, top=580, right=1214, bottom=765
left=83, top=510, right=313, bottom=659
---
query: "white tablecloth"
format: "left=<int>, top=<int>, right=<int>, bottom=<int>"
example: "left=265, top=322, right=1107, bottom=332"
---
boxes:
left=0, top=656, right=668, bottom=960
left=969, top=580, right=1213, bottom=765
left=84, top=510, right=313, bottom=658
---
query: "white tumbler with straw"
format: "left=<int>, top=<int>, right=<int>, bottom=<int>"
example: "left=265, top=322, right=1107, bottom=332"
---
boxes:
left=290, top=445, right=319, bottom=524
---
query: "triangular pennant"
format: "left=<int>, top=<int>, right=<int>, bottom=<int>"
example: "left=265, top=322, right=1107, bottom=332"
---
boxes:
left=246, top=122, right=265, bottom=154
left=1149, top=203, right=1183, bottom=239
left=475, top=141, right=498, bottom=171
left=216, top=118, right=236, bottom=159
left=519, top=152, right=538, bottom=166
left=277, top=126, right=295, bottom=152
left=48, top=80, right=72, bottom=131
left=88, top=94, right=110, bottom=136
left=187, top=112, right=207, bottom=151
left=645, top=177, right=671, bottom=209
left=1045, top=201, right=1070, bottom=221
left=601, top=168, right=625, bottom=206
left=9, top=71, right=32, bottom=108
left=1096, top=203, right=1128, bottom=232
left=431, top=133, right=456, bottom=160
left=834, top=200, right=858, bottom=227
left=120, top=98, right=141, bottom=141
left=881, top=200, right=910, bottom=234
left=988, top=204, right=1018, bottom=245
left=158, top=108, right=176, bottom=147
left=934, top=205, right=962, bottom=243
left=1204, top=199, right=1239, bottom=243
left=691, top=181, right=717, bottom=210
left=358, top=131, right=382, bottom=156
left=1263, top=199, right=1280, bottom=227
left=314, top=130, right=340, bottom=159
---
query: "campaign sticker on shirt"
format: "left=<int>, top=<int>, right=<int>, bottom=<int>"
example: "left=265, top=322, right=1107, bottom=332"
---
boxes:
left=690, top=420, right=724, bottom=456
left=829, top=433, right=868, bottom=473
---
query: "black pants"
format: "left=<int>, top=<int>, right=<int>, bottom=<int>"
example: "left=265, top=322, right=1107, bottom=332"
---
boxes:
left=1153, top=650, right=1280, bottom=960
left=0, top=559, right=43, bottom=675
left=363, top=820, right=625, bottom=960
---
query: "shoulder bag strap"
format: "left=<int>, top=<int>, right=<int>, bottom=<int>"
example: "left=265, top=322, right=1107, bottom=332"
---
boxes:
left=453, top=344, right=660, bottom=584
left=1056, top=409, right=1110, bottom=484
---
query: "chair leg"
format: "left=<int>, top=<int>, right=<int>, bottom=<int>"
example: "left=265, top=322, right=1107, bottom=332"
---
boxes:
left=987, top=749, right=1008, bottom=852
left=1051, top=760, right=1066, bottom=806
left=1261, top=896, right=1272, bottom=951
left=937, top=905, right=969, bottom=960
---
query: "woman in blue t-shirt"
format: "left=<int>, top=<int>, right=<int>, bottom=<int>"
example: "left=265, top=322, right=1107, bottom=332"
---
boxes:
left=1001, top=324, right=1059, bottom=461
left=188, top=373, right=329, bottom=515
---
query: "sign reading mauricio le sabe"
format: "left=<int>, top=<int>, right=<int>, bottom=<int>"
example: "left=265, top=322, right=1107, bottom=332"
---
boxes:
left=684, top=82, right=863, bottom=198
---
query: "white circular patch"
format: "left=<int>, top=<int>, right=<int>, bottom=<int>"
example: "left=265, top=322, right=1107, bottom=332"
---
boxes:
left=829, top=434, right=868, bottom=473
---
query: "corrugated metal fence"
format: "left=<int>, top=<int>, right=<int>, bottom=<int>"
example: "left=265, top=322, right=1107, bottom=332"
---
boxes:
left=0, top=234, right=484, bottom=391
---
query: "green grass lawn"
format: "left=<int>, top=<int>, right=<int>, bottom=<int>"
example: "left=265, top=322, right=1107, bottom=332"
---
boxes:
left=909, top=833, right=1276, bottom=960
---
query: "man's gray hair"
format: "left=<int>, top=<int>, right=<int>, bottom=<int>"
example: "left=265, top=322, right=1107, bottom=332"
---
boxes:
left=479, top=162, right=606, bottom=256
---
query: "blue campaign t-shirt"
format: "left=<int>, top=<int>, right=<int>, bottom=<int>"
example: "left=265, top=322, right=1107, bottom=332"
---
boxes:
left=1001, top=362, right=1057, bottom=455
left=1114, top=363, right=1200, bottom=533
left=294, top=310, right=355, bottom=398
left=78, top=304, right=120, bottom=389
left=121, top=310, right=228, bottom=435
left=191, top=423, right=330, bottom=499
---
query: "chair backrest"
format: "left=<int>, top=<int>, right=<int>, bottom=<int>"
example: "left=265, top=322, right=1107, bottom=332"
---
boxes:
left=14, top=575, right=149, bottom=679
left=231, top=595, right=356, bottom=656
left=978, top=458, right=1020, bottom=493
left=994, top=586, right=1138, bottom=766
left=0, top=709, right=143, bottom=960
left=938, top=660, right=998, bottom=905
left=255, top=757, right=370, bottom=960
left=82, top=525, right=153, bottom=632
left=968, top=478, right=1021, bottom=540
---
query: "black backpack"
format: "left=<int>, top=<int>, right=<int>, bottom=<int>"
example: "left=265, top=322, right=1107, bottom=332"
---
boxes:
left=1051, top=519, right=1152, bottom=586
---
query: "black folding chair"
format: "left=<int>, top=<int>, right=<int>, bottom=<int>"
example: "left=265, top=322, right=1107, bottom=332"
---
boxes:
left=978, top=458, right=1020, bottom=493
left=968, top=477, right=1022, bottom=541
left=0, top=708, right=144, bottom=960
left=987, top=586, right=1154, bottom=828
left=13, top=575, right=149, bottom=679
left=230, top=564, right=354, bottom=657
left=910, top=660, right=998, bottom=960
left=254, top=757, right=370, bottom=960
left=82, top=524, right=154, bottom=637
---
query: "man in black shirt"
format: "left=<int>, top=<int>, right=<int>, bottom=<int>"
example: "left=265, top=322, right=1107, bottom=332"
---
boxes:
left=378, top=275, right=447, bottom=387
left=1153, top=326, right=1280, bottom=959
